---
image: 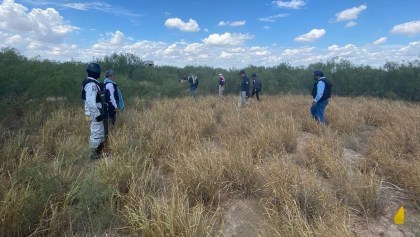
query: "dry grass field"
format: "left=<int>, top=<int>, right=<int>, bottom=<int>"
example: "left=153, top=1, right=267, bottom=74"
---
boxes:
left=1, top=95, right=419, bottom=236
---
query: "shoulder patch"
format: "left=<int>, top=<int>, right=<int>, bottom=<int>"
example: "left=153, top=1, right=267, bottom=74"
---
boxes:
left=91, top=85, right=97, bottom=92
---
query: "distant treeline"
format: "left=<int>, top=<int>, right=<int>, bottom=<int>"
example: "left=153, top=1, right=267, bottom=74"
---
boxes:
left=1, top=47, right=419, bottom=112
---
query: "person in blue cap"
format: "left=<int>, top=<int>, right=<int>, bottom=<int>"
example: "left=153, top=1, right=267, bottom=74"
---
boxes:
left=310, top=70, right=332, bottom=124
left=104, top=69, right=125, bottom=126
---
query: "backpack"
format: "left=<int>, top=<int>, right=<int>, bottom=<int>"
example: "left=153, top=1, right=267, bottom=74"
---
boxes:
left=81, top=78, right=105, bottom=103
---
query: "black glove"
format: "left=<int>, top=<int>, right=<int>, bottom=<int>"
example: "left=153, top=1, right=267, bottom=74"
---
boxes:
left=95, top=114, right=104, bottom=122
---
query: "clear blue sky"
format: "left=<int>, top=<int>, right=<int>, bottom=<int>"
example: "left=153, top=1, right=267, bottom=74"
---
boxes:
left=1, top=0, right=419, bottom=69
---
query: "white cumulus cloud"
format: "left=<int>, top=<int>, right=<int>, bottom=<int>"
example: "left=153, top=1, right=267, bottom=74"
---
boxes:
left=0, top=0, right=77, bottom=43
left=273, top=0, right=306, bottom=9
left=398, top=41, right=420, bottom=56
left=164, top=18, right=200, bottom=32
left=184, top=43, right=204, bottom=54
left=336, top=4, right=367, bottom=22
left=295, top=29, right=326, bottom=42
left=202, top=32, right=254, bottom=46
left=391, top=21, right=420, bottom=36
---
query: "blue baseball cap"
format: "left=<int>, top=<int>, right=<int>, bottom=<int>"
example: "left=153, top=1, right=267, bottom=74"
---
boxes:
left=313, top=70, right=324, bottom=77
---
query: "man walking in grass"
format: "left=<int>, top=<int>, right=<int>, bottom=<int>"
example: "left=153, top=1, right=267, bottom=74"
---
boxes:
left=250, top=73, right=262, bottom=101
left=310, top=70, right=332, bottom=124
left=238, top=70, right=250, bottom=107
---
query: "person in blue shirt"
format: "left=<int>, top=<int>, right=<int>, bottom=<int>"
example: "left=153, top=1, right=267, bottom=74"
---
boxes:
left=310, top=70, right=332, bottom=124
left=104, top=70, right=125, bottom=126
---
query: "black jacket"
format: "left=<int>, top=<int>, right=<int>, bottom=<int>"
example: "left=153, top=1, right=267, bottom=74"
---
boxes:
left=311, top=77, right=332, bottom=102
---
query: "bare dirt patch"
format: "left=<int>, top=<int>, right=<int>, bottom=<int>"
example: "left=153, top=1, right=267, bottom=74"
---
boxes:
left=219, top=198, right=267, bottom=237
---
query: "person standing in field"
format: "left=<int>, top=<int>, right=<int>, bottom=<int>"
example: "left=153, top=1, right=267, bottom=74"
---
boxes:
left=188, top=73, right=199, bottom=97
left=250, top=73, right=262, bottom=101
left=104, top=70, right=125, bottom=126
left=310, top=70, right=332, bottom=124
left=238, top=70, right=250, bottom=107
left=81, top=62, right=105, bottom=159
left=218, top=73, right=225, bottom=98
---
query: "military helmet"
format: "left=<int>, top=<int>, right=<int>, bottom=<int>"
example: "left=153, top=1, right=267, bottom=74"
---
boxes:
left=86, top=62, right=101, bottom=74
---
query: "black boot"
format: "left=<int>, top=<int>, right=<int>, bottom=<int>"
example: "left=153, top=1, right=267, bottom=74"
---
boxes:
left=90, top=143, right=104, bottom=160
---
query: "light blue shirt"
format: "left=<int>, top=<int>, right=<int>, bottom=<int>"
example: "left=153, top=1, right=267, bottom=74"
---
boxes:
left=313, top=78, right=325, bottom=103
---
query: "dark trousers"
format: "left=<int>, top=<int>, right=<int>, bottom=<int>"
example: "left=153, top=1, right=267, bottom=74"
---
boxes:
left=251, top=89, right=260, bottom=101
left=108, top=104, right=116, bottom=125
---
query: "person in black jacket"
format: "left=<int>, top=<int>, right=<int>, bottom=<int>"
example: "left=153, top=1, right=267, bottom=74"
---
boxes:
left=104, top=70, right=124, bottom=126
left=250, top=73, right=262, bottom=101
left=238, top=70, right=250, bottom=107
left=310, top=70, right=332, bottom=124
left=188, top=73, right=199, bottom=97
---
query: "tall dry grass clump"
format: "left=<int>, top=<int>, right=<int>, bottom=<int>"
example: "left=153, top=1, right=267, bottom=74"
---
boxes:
left=301, top=129, right=345, bottom=179
left=364, top=101, right=420, bottom=205
left=1, top=94, right=419, bottom=236
left=123, top=187, right=220, bottom=237
left=258, top=160, right=350, bottom=236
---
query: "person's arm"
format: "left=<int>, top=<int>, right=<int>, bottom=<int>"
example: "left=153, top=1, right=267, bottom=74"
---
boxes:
left=313, top=80, right=325, bottom=103
left=85, top=83, right=101, bottom=119
left=106, top=83, right=118, bottom=109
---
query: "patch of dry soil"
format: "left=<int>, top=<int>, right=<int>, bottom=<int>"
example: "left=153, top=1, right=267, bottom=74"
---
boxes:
left=219, top=199, right=267, bottom=237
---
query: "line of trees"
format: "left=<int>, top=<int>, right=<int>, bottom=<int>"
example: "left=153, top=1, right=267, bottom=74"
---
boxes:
left=1, top=47, right=419, bottom=114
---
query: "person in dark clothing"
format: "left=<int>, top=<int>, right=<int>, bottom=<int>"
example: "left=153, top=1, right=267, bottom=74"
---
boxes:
left=104, top=70, right=124, bottom=126
left=310, top=70, right=332, bottom=124
left=188, top=73, right=199, bottom=97
left=250, top=73, right=262, bottom=101
left=238, top=70, right=250, bottom=107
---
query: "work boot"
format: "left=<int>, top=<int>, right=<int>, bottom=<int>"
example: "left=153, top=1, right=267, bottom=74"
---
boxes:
left=90, top=143, right=104, bottom=160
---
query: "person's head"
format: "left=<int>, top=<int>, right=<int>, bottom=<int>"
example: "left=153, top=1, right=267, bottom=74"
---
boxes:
left=86, top=62, right=101, bottom=79
left=251, top=73, right=257, bottom=78
left=105, top=69, right=116, bottom=80
left=313, top=70, right=324, bottom=80
left=239, top=69, right=245, bottom=77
